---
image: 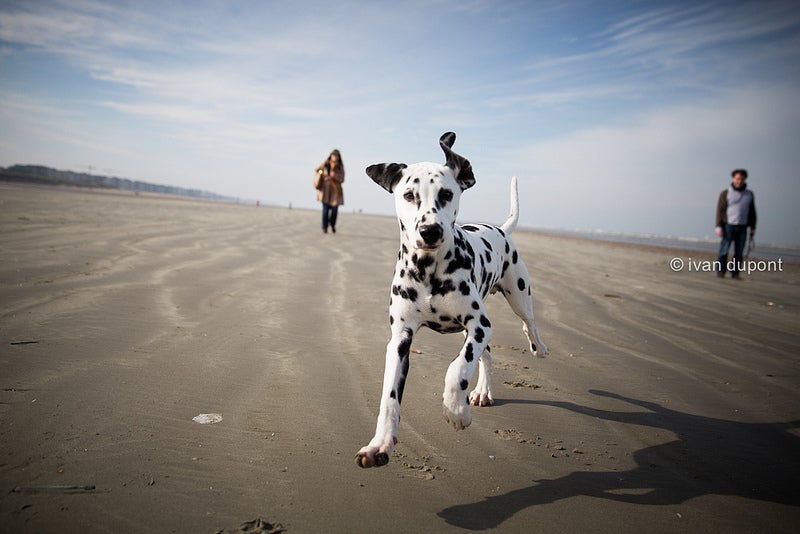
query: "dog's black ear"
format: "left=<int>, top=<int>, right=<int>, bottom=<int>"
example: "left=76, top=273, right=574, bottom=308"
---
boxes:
left=439, top=132, right=475, bottom=190
left=366, top=163, right=407, bottom=193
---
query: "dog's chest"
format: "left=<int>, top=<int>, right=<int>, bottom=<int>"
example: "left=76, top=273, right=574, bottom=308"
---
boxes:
left=390, top=226, right=510, bottom=331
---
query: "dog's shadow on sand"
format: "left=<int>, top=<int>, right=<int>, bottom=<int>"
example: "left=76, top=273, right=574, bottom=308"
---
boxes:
left=438, top=389, right=800, bottom=530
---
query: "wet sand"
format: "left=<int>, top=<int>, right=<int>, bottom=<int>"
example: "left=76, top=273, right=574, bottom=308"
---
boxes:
left=1, top=186, right=799, bottom=533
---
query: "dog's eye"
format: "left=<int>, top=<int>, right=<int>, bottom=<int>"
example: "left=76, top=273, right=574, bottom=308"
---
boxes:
left=403, top=190, right=415, bottom=203
left=438, top=189, right=454, bottom=205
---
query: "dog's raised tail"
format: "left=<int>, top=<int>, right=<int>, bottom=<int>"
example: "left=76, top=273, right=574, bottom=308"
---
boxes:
left=500, top=176, right=519, bottom=234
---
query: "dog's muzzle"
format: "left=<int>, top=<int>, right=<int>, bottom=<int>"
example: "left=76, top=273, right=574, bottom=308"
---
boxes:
left=419, top=224, right=444, bottom=248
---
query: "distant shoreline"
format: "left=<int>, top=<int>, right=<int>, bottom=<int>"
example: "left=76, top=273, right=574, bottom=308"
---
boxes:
left=0, top=164, right=240, bottom=203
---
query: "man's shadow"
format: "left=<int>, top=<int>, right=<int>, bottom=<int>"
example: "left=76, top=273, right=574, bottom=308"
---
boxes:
left=438, top=390, right=800, bottom=530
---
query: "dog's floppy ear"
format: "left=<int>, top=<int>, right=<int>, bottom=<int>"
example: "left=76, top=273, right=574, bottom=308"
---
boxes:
left=439, top=132, right=475, bottom=190
left=366, top=163, right=407, bottom=193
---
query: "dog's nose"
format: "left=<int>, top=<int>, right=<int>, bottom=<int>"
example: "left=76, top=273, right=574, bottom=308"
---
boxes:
left=419, top=224, right=444, bottom=246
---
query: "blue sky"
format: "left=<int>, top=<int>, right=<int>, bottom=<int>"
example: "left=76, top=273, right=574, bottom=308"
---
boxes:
left=1, top=0, right=799, bottom=246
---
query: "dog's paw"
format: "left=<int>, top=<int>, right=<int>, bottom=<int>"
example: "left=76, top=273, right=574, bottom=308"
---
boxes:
left=354, top=436, right=396, bottom=468
left=469, top=389, right=494, bottom=406
left=443, top=396, right=472, bottom=430
left=355, top=447, right=390, bottom=468
left=533, top=343, right=549, bottom=357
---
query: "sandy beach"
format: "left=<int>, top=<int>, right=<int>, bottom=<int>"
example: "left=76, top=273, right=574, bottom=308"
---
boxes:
left=1, top=185, right=798, bottom=533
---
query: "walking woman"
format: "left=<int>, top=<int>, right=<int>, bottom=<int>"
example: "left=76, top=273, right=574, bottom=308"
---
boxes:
left=315, top=149, right=345, bottom=234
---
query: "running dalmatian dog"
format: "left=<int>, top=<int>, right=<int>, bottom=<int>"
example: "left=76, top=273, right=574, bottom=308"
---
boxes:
left=355, top=132, right=548, bottom=468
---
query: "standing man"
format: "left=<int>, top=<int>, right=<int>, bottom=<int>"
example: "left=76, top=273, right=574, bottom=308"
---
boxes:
left=715, top=169, right=757, bottom=278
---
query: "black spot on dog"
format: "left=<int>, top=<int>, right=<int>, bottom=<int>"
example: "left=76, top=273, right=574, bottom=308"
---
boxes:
left=398, top=329, right=413, bottom=357
left=517, top=278, right=526, bottom=291
left=502, top=261, right=509, bottom=276
left=505, top=241, right=510, bottom=254
left=438, top=188, right=454, bottom=207
left=459, top=379, right=468, bottom=390
left=474, top=327, right=484, bottom=343
left=446, top=247, right=472, bottom=274
left=464, top=343, right=474, bottom=362
left=462, top=225, right=479, bottom=232
left=439, top=315, right=452, bottom=323
left=512, top=250, right=518, bottom=264
left=409, top=253, right=435, bottom=281
left=431, top=277, right=457, bottom=296
left=393, top=285, right=419, bottom=302
left=459, top=280, right=470, bottom=296
left=395, top=328, right=413, bottom=403
left=481, top=238, right=493, bottom=251
left=471, top=300, right=480, bottom=310
left=390, top=390, right=396, bottom=399
left=480, top=315, right=491, bottom=328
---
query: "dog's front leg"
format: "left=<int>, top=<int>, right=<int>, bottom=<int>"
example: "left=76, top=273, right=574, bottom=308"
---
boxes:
left=443, top=315, right=492, bottom=430
left=356, top=325, right=415, bottom=468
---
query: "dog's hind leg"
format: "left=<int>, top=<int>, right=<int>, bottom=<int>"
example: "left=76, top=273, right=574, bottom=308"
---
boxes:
left=469, top=346, right=494, bottom=406
left=356, top=324, right=416, bottom=468
left=502, top=261, right=548, bottom=356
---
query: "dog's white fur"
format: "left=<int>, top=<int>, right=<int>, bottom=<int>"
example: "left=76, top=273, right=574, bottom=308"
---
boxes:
left=356, top=132, right=547, bottom=468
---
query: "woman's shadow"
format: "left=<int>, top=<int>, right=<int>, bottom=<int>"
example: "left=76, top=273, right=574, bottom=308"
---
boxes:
left=438, top=390, right=800, bottom=530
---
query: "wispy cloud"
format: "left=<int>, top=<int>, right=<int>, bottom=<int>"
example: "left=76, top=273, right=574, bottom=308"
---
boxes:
left=519, top=1, right=800, bottom=99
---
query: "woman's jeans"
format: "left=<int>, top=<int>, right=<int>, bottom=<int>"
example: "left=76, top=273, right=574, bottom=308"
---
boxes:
left=322, top=203, right=338, bottom=231
left=717, top=224, right=748, bottom=276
